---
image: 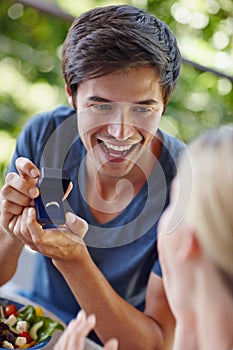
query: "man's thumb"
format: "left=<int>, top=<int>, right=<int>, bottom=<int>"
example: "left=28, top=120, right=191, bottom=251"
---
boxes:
left=65, top=212, right=88, bottom=239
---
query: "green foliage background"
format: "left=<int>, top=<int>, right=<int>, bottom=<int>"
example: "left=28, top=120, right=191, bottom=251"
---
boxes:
left=0, top=0, right=233, bottom=187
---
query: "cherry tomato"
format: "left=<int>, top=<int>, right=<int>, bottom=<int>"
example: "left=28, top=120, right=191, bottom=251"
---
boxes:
left=20, top=331, right=33, bottom=343
left=4, top=304, right=18, bottom=317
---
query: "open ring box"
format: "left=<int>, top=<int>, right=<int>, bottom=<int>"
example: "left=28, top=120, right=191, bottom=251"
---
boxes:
left=35, top=167, right=71, bottom=226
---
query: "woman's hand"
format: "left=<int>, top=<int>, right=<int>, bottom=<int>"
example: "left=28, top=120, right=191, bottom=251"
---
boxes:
left=54, top=310, right=118, bottom=350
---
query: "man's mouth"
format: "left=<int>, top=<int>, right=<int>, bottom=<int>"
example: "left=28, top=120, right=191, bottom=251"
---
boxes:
left=98, top=140, right=137, bottom=158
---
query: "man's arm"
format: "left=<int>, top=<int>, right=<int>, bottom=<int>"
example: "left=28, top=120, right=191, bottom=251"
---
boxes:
left=0, top=158, right=40, bottom=285
left=55, top=259, right=175, bottom=350
left=1, top=157, right=175, bottom=350
left=24, top=208, right=175, bottom=350
left=144, top=273, right=175, bottom=350
left=0, top=222, right=24, bottom=285
left=0, top=190, right=24, bottom=285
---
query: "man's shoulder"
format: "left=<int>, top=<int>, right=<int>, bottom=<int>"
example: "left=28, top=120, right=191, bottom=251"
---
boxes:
left=157, top=129, right=186, bottom=181
left=159, top=129, right=186, bottom=158
left=20, top=105, right=76, bottom=142
left=29, top=105, right=75, bottom=127
left=159, top=129, right=185, bottom=147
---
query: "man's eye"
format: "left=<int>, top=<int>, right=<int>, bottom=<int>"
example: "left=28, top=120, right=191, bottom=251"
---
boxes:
left=90, top=104, right=112, bottom=112
left=136, top=107, right=151, bottom=112
left=133, top=106, right=154, bottom=116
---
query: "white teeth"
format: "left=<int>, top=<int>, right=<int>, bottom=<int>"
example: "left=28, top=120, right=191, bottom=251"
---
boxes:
left=104, top=142, right=132, bottom=151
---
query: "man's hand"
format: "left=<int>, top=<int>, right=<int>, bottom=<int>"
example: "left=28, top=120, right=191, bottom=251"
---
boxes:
left=0, top=157, right=40, bottom=237
left=10, top=206, right=89, bottom=259
left=0, top=157, right=40, bottom=285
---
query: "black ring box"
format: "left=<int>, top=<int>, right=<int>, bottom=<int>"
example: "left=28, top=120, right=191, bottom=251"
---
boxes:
left=35, top=167, right=70, bottom=225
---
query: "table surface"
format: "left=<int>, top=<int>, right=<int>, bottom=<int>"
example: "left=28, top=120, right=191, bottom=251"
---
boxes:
left=0, top=285, right=102, bottom=350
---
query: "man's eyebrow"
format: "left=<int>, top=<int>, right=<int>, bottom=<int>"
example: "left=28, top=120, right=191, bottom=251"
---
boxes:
left=88, top=96, right=112, bottom=103
left=88, top=96, right=159, bottom=104
left=137, top=99, right=159, bottom=105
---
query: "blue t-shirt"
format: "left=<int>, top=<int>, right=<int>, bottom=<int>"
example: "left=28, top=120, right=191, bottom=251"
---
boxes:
left=8, top=105, right=185, bottom=338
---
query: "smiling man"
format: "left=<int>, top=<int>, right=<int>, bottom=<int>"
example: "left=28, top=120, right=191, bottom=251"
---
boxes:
left=74, top=67, right=164, bottom=223
left=0, top=5, right=185, bottom=350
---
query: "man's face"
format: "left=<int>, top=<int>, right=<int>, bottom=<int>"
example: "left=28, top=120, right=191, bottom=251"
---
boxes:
left=72, top=67, right=164, bottom=178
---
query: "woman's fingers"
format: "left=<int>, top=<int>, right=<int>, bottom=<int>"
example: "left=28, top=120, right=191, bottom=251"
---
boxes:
left=54, top=310, right=96, bottom=350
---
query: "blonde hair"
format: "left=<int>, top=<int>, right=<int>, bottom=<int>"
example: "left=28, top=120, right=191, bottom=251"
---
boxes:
left=180, top=126, right=233, bottom=280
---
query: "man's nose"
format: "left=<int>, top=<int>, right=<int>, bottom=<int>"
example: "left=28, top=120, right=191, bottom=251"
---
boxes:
left=107, top=109, right=134, bottom=140
left=107, top=122, right=135, bottom=141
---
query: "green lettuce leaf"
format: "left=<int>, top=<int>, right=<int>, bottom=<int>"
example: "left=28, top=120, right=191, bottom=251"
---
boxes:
left=18, top=305, right=64, bottom=342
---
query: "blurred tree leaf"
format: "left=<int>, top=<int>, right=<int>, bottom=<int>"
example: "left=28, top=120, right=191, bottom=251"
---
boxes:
left=0, top=0, right=232, bottom=185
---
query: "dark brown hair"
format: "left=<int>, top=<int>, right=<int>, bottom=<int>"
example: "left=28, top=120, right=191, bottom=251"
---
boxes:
left=62, top=5, right=181, bottom=110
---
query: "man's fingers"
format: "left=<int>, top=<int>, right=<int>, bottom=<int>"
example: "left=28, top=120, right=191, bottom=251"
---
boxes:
left=15, top=157, right=40, bottom=180
left=65, top=212, right=88, bottom=239
left=62, top=181, right=73, bottom=201
left=8, top=215, right=18, bottom=232
left=1, top=199, right=23, bottom=216
left=4, top=173, right=39, bottom=200
left=104, top=338, right=119, bottom=350
left=26, top=207, right=43, bottom=234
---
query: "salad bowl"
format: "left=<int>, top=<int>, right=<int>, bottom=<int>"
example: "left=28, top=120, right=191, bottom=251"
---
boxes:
left=0, top=297, right=64, bottom=349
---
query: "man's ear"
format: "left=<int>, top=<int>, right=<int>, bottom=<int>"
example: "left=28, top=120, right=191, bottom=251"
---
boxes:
left=65, top=84, right=75, bottom=108
left=177, top=225, right=200, bottom=262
